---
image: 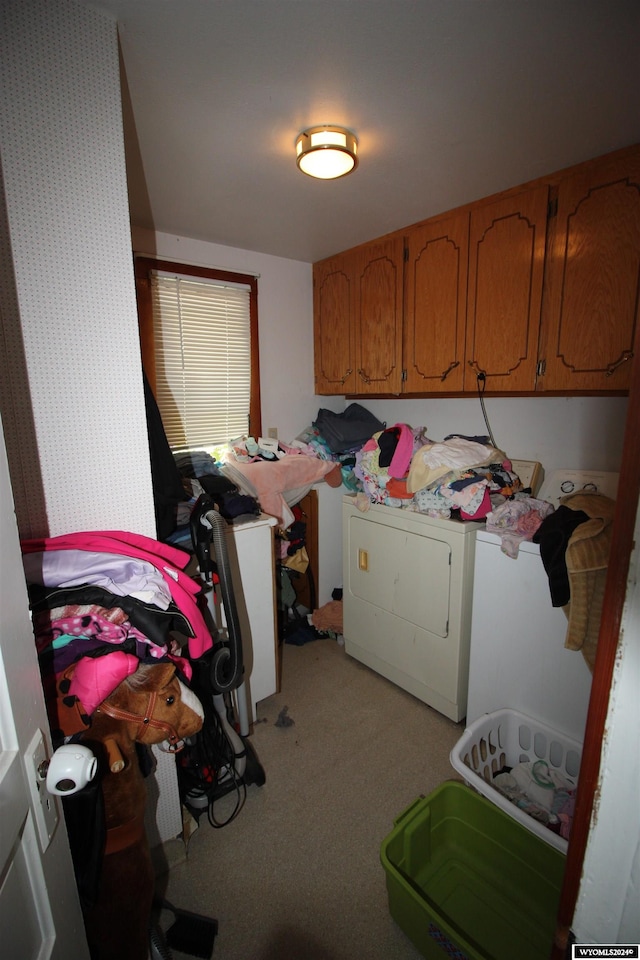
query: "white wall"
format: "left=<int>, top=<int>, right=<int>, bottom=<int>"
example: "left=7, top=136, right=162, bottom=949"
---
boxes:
left=362, top=396, right=628, bottom=477
left=0, top=0, right=156, bottom=540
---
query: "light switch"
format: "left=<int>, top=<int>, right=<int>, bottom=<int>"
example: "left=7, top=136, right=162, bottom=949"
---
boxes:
left=358, top=549, right=369, bottom=571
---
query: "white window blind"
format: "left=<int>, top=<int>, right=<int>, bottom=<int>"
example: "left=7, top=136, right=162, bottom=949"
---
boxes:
left=150, top=271, right=252, bottom=451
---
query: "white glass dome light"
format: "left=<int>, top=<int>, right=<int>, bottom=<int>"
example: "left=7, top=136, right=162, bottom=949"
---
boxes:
left=295, top=125, right=358, bottom=180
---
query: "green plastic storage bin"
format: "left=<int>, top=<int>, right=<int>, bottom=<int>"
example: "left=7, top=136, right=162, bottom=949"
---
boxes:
left=380, top=781, right=565, bottom=960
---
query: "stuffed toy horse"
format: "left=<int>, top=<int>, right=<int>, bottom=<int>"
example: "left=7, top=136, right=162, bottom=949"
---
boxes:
left=78, top=661, right=204, bottom=960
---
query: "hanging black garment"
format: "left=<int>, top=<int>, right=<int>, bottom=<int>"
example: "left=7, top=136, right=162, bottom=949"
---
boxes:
left=143, top=371, right=189, bottom=541
left=532, top=506, right=590, bottom=606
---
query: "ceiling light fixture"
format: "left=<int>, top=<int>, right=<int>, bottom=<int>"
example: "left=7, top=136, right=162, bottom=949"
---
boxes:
left=295, top=125, right=358, bottom=180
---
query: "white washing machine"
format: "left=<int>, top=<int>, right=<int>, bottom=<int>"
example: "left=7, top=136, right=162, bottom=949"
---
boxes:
left=466, top=469, right=618, bottom=742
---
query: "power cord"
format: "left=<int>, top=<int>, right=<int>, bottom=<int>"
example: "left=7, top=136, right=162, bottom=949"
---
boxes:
left=178, top=696, right=247, bottom=828
left=476, top=372, right=498, bottom=448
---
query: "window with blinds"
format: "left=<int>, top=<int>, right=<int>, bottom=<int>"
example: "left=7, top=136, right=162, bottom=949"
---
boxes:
left=135, top=257, right=261, bottom=452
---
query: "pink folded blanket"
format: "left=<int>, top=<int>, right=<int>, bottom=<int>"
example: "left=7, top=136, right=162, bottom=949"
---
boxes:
left=222, top=455, right=340, bottom=527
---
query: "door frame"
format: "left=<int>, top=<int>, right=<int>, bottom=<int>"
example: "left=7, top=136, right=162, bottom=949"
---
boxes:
left=552, top=310, right=640, bottom=954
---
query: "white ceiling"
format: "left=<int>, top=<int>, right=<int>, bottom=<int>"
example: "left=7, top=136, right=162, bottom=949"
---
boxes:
left=83, top=0, right=640, bottom=264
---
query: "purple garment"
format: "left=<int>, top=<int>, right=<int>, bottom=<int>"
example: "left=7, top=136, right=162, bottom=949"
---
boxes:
left=23, top=549, right=173, bottom=609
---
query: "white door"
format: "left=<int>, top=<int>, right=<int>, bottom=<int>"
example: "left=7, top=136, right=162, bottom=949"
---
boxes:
left=0, top=416, right=89, bottom=960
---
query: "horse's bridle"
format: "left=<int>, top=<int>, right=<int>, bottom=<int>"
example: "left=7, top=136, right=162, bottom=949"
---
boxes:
left=97, top=690, right=186, bottom=752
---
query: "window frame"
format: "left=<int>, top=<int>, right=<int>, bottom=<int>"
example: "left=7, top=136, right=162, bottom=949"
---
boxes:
left=134, top=255, right=262, bottom=446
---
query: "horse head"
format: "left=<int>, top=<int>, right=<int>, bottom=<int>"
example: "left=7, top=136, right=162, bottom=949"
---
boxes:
left=80, top=660, right=204, bottom=834
left=96, top=661, right=204, bottom=752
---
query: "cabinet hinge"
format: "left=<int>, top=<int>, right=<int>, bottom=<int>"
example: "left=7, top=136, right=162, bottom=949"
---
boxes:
left=537, top=359, right=546, bottom=377
left=547, top=197, right=558, bottom=219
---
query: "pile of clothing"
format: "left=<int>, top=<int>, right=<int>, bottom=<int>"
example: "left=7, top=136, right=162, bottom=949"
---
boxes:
left=354, top=426, right=523, bottom=520
left=492, top=760, right=576, bottom=842
left=219, top=444, right=341, bottom=529
left=21, top=531, right=209, bottom=742
left=207, top=404, right=383, bottom=530
left=291, top=402, right=387, bottom=494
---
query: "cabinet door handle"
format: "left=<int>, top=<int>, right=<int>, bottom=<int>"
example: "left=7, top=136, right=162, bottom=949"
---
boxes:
left=440, top=360, right=460, bottom=382
left=340, top=368, right=353, bottom=384
left=606, top=350, right=634, bottom=377
left=357, top=368, right=371, bottom=383
left=467, top=360, right=486, bottom=378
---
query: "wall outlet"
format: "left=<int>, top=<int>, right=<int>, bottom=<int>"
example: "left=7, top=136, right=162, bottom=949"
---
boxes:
left=267, top=427, right=278, bottom=439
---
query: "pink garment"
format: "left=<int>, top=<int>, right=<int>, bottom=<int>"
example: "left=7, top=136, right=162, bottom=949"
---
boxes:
left=222, top=455, right=339, bottom=528
left=460, top=486, right=492, bottom=520
left=68, top=649, right=192, bottom=715
left=22, top=531, right=213, bottom=658
left=388, top=424, right=415, bottom=479
left=70, top=651, right=139, bottom=715
left=49, top=610, right=150, bottom=647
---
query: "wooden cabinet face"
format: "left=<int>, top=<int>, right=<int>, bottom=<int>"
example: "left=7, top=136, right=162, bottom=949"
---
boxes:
left=353, top=237, right=404, bottom=394
left=313, top=255, right=356, bottom=394
left=539, top=151, right=640, bottom=391
left=464, top=185, right=549, bottom=393
left=313, top=146, right=639, bottom=398
left=403, top=212, right=469, bottom=393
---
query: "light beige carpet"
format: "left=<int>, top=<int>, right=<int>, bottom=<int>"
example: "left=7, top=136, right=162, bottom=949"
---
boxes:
left=155, top=638, right=465, bottom=960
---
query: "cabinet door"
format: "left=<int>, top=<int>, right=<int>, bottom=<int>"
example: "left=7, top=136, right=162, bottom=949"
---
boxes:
left=539, top=149, right=640, bottom=392
left=403, top=211, right=469, bottom=393
left=464, top=185, right=549, bottom=392
left=313, top=253, right=357, bottom=394
left=353, top=237, right=404, bottom=394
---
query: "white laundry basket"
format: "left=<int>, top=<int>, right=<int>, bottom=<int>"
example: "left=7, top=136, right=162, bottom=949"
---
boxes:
left=450, top=708, right=582, bottom=854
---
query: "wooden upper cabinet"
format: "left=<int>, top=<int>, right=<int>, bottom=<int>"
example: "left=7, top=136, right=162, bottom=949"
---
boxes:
left=538, top=148, right=640, bottom=392
left=313, top=145, right=639, bottom=398
left=313, top=252, right=357, bottom=394
left=313, top=238, right=403, bottom=395
left=352, top=236, right=404, bottom=394
left=464, top=185, right=550, bottom=392
left=403, top=211, right=469, bottom=393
